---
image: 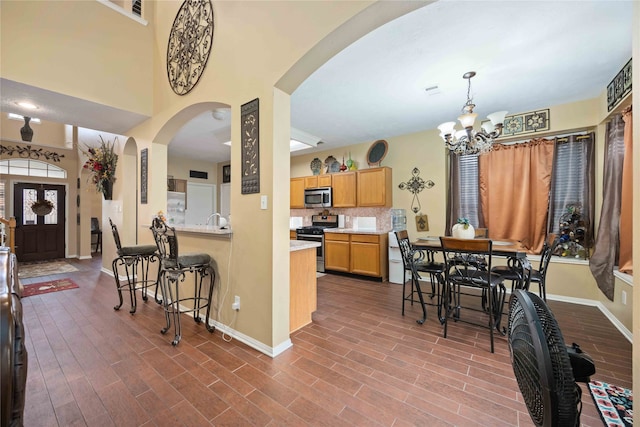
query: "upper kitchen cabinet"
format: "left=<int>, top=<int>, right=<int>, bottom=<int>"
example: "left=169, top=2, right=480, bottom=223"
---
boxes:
left=305, top=175, right=332, bottom=189
left=332, top=171, right=357, bottom=208
left=357, top=167, right=392, bottom=207
left=290, top=177, right=305, bottom=208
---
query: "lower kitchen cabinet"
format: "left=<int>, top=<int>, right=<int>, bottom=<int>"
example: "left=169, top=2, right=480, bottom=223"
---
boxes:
left=325, top=232, right=388, bottom=280
left=324, top=233, right=350, bottom=272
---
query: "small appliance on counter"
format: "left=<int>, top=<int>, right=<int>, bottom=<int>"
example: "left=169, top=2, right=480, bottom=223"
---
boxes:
left=391, top=208, right=406, bottom=231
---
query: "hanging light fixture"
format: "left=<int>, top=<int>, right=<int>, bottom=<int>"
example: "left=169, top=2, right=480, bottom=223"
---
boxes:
left=437, top=71, right=507, bottom=155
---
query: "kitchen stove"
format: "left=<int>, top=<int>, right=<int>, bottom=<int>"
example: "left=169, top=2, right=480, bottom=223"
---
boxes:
left=296, top=215, right=338, bottom=272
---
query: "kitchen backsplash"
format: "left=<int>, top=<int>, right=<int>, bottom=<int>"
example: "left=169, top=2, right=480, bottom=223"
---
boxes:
left=290, top=207, right=392, bottom=231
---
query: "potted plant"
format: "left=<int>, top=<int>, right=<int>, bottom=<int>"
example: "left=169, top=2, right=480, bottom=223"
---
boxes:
left=452, top=217, right=475, bottom=239
left=31, top=199, right=54, bottom=216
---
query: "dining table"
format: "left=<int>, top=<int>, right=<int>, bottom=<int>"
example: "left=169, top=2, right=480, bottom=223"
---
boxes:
left=410, top=236, right=532, bottom=329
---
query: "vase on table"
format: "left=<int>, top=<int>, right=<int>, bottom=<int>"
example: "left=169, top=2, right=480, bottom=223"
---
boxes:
left=101, top=179, right=114, bottom=200
left=452, top=223, right=475, bottom=239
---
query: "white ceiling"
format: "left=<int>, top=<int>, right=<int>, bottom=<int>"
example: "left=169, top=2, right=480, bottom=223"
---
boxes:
left=0, top=1, right=633, bottom=162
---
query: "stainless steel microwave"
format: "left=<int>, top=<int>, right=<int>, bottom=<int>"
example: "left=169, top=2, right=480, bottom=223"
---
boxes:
left=304, top=187, right=332, bottom=208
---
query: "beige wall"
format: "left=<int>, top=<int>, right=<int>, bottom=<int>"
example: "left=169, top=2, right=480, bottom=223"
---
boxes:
left=0, top=0, right=153, bottom=118
left=167, top=155, right=217, bottom=185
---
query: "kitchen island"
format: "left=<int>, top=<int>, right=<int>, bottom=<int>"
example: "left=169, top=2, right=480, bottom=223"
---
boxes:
left=290, top=240, right=320, bottom=332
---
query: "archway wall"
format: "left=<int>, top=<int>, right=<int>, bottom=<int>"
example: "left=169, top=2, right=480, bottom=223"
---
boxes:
left=127, top=1, right=432, bottom=350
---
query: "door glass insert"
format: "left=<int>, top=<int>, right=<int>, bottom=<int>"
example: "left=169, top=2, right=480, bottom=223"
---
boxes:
left=44, top=189, right=58, bottom=225
left=23, top=189, right=37, bottom=225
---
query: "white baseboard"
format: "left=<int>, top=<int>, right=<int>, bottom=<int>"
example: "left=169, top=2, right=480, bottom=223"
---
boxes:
left=547, top=293, right=633, bottom=343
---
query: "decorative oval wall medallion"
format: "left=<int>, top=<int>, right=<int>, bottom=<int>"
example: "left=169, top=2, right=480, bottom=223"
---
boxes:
left=166, top=0, right=214, bottom=95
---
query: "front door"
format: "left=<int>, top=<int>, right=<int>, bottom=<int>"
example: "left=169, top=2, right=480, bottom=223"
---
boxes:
left=14, top=183, right=66, bottom=262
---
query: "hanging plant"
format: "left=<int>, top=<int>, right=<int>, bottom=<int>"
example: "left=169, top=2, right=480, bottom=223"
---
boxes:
left=31, top=199, right=54, bottom=216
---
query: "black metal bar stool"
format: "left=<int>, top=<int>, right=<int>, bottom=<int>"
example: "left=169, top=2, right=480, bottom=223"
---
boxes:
left=109, top=218, right=160, bottom=314
left=150, top=217, right=215, bottom=346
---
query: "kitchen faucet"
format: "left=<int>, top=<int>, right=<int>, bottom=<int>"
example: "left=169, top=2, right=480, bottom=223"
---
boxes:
left=205, top=213, right=221, bottom=227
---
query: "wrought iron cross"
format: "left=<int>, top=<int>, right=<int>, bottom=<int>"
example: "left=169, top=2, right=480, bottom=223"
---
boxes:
left=398, top=167, right=434, bottom=213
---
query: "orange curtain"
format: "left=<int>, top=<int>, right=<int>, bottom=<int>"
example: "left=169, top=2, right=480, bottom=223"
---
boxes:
left=618, top=108, right=633, bottom=273
left=479, top=139, right=555, bottom=253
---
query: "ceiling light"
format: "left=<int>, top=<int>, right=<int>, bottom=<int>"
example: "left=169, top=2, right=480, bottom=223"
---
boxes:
left=437, top=71, right=507, bottom=155
left=289, top=139, right=313, bottom=152
left=17, top=102, right=38, bottom=110
left=7, top=113, right=40, bottom=123
left=223, top=141, right=231, bottom=146
left=212, top=108, right=229, bottom=121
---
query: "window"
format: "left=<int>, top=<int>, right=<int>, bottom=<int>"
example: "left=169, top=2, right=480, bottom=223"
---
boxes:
left=458, top=154, right=479, bottom=227
left=0, top=159, right=67, bottom=179
left=451, top=133, right=594, bottom=255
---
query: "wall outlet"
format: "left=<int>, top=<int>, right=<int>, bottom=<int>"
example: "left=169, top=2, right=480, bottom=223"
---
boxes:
left=621, top=290, right=627, bottom=305
left=232, top=295, right=241, bottom=311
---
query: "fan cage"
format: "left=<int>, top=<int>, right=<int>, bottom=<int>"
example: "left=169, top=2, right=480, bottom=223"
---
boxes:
left=508, top=290, right=580, bottom=427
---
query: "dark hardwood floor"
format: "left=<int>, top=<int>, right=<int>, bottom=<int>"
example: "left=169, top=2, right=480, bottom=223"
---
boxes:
left=18, top=256, right=630, bottom=426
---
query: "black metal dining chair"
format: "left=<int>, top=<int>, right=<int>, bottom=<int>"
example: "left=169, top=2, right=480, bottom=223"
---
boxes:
left=492, top=234, right=558, bottom=301
left=395, top=230, right=445, bottom=325
left=109, top=218, right=160, bottom=314
left=150, top=217, right=216, bottom=346
left=440, top=237, right=507, bottom=353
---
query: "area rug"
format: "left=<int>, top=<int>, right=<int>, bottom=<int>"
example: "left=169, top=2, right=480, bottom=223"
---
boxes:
left=589, top=380, right=633, bottom=426
left=18, top=259, right=79, bottom=279
left=22, top=278, right=79, bottom=297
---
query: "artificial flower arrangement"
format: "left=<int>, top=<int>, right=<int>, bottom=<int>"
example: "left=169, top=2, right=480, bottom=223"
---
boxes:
left=457, top=217, right=471, bottom=229
left=81, top=136, right=118, bottom=197
left=30, top=199, right=54, bottom=216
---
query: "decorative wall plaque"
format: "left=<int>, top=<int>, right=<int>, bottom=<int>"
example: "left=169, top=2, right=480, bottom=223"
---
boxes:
left=140, top=148, right=148, bottom=204
left=241, top=98, right=260, bottom=194
left=498, top=109, right=550, bottom=137
left=607, top=58, right=632, bottom=112
left=166, top=0, right=214, bottom=95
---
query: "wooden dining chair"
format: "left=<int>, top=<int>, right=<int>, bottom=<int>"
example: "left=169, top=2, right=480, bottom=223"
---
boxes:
left=440, top=237, right=507, bottom=353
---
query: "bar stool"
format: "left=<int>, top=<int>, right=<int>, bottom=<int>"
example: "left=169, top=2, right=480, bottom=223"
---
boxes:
left=150, top=217, right=216, bottom=346
left=109, top=218, right=160, bottom=314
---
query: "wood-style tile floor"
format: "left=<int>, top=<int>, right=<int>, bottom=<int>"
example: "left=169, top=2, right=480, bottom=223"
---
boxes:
left=18, top=256, right=630, bottom=426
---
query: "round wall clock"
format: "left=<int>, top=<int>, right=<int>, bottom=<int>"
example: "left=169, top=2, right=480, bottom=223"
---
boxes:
left=166, top=0, right=214, bottom=96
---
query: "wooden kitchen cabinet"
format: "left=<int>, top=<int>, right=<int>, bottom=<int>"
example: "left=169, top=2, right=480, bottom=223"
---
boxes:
left=324, top=232, right=388, bottom=280
left=290, top=230, right=297, bottom=240
left=290, top=177, right=305, bottom=208
left=304, top=174, right=332, bottom=189
left=357, top=167, right=392, bottom=207
left=324, top=233, right=350, bottom=272
left=331, top=171, right=357, bottom=207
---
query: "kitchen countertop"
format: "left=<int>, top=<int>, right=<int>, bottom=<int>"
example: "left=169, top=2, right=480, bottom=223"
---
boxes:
left=323, top=228, right=391, bottom=235
left=168, top=224, right=233, bottom=235
left=290, top=240, right=321, bottom=252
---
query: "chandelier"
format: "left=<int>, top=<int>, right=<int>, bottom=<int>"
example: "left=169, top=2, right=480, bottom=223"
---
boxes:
left=437, top=71, right=507, bottom=155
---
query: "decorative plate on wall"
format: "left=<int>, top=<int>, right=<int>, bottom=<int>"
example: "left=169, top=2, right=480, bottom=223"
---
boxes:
left=166, top=0, right=214, bottom=95
left=367, top=139, right=388, bottom=167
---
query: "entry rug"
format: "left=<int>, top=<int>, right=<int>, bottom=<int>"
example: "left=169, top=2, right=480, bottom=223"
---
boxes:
left=22, top=278, right=79, bottom=297
left=18, top=259, right=79, bottom=279
left=589, top=380, right=633, bottom=426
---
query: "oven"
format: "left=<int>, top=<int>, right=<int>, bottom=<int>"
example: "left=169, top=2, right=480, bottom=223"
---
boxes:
left=295, top=230, right=325, bottom=272
left=295, top=214, right=338, bottom=273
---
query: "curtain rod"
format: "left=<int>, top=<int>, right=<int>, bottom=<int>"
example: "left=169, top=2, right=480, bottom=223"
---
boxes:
left=498, top=130, right=592, bottom=146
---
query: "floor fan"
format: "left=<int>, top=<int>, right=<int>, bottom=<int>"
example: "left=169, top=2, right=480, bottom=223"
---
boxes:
left=507, top=289, right=595, bottom=427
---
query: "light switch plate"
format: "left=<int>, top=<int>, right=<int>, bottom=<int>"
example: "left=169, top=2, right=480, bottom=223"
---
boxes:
left=260, top=195, right=268, bottom=210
